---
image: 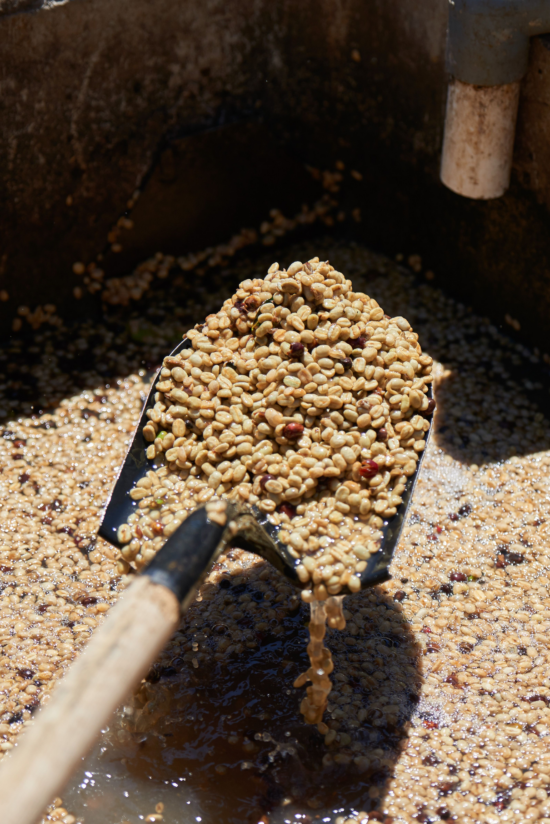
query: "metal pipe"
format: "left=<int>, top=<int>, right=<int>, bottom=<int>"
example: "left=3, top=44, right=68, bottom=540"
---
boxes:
left=441, top=0, right=550, bottom=199
left=441, top=78, right=520, bottom=199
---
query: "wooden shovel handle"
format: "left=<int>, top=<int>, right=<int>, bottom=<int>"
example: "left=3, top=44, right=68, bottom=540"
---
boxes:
left=0, top=576, right=180, bottom=824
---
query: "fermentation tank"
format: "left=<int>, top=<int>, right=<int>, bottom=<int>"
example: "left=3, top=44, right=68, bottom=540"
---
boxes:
left=1, top=0, right=550, bottom=822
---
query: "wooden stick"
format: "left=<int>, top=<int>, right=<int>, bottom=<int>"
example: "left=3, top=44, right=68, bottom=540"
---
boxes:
left=0, top=576, right=180, bottom=824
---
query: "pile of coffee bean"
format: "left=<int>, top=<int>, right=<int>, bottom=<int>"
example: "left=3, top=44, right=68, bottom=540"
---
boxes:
left=120, top=257, right=433, bottom=600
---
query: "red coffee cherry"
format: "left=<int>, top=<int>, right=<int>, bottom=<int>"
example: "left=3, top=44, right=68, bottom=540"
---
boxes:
left=282, top=423, right=304, bottom=440
left=359, top=460, right=379, bottom=479
left=290, top=342, right=305, bottom=356
left=449, top=572, right=467, bottom=582
left=278, top=503, right=297, bottom=519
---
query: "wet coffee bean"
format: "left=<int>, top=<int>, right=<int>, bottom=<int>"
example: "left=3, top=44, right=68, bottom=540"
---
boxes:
left=449, top=572, right=467, bottom=582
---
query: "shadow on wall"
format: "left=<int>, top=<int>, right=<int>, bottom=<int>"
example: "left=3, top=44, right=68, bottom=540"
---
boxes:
left=62, top=558, right=423, bottom=824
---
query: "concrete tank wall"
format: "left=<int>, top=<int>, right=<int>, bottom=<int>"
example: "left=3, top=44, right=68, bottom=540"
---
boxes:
left=1, top=0, right=550, bottom=350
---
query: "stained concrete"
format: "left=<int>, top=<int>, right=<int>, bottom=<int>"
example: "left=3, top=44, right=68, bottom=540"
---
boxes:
left=1, top=0, right=550, bottom=351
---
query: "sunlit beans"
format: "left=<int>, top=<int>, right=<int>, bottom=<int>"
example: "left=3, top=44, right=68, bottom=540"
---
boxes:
left=5, top=238, right=547, bottom=821
left=126, top=255, right=431, bottom=598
